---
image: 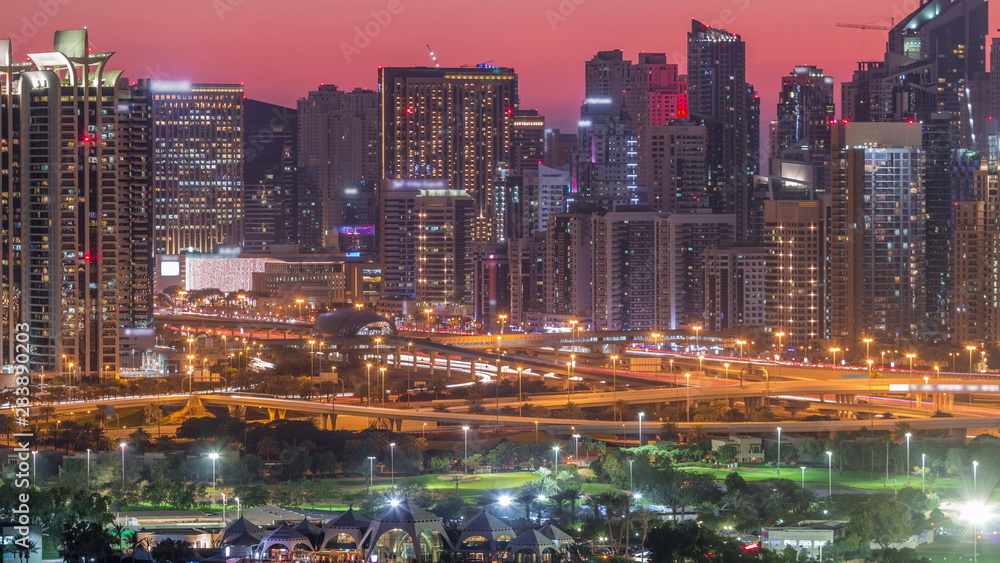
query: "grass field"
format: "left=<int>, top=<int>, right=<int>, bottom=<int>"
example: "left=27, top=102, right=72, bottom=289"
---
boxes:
left=683, top=464, right=978, bottom=500
left=915, top=532, right=1000, bottom=561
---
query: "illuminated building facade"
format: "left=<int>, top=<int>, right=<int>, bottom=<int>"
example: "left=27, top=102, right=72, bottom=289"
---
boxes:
left=704, top=245, right=768, bottom=332
left=379, top=65, right=517, bottom=228
left=775, top=66, right=834, bottom=191
left=512, top=109, right=545, bottom=173
left=149, top=80, right=244, bottom=255
left=0, top=31, right=153, bottom=378
left=642, top=122, right=709, bottom=213
left=297, top=85, right=379, bottom=251
left=243, top=99, right=296, bottom=253
left=591, top=211, right=669, bottom=331
left=687, top=20, right=760, bottom=234
left=829, top=123, right=926, bottom=344
left=954, top=135, right=1000, bottom=344
left=764, top=200, right=828, bottom=350
left=379, top=180, right=476, bottom=314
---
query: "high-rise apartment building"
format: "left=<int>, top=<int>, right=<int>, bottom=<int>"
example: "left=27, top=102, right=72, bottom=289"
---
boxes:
left=380, top=180, right=476, bottom=312
left=627, top=52, right=688, bottom=130
left=149, top=81, right=244, bottom=255
left=954, top=135, right=1000, bottom=345
left=243, top=99, right=296, bottom=253
left=591, top=211, right=669, bottom=331
left=379, top=65, right=517, bottom=230
left=704, top=246, right=768, bottom=332
left=992, top=38, right=1000, bottom=120
left=642, top=122, right=708, bottom=213
left=829, top=123, right=926, bottom=344
left=297, top=85, right=379, bottom=251
left=0, top=31, right=153, bottom=378
left=775, top=66, right=835, bottom=191
left=764, top=199, right=828, bottom=350
left=661, top=213, right=737, bottom=329
left=687, top=21, right=760, bottom=237
left=512, top=109, right=545, bottom=174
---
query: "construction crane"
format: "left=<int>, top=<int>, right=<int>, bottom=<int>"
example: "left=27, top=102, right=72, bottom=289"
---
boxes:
left=837, top=17, right=894, bottom=31
left=425, top=44, right=439, bottom=68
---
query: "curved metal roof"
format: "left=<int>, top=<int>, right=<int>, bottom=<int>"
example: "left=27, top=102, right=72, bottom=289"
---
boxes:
left=313, top=309, right=396, bottom=338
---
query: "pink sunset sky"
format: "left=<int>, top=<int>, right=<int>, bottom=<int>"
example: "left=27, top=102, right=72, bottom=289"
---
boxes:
left=5, top=0, right=996, bottom=129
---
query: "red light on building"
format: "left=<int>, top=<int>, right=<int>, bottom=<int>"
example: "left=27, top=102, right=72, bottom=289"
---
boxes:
left=742, top=542, right=760, bottom=551
left=405, top=106, right=415, bottom=115
left=678, top=105, right=689, bottom=119
left=505, top=107, right=514, bottom=116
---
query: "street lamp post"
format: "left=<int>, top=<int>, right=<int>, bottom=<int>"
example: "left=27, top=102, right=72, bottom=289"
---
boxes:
left=86, top=449, right=91, bottom=488
left=610, top=355, right=619, bottom=420
left=367, top=456, right=376, bottom=495
left=736, top=339, right=746, bottom=359
left=973, top=459, right=979, bottom=563
left=967, top=345, right=978, bottom=374
left=638, top=412, right=645, bottom=447
left=390, top=442, right=396, bottom=488
left=120, top=442, right=127, bottom=482
left=800, top=466, right=806, bottom=489
left=573, top=434, right=580, bottom=464
left=776, top=427, right=782, bottom=476
left=921, top=453, right=926, bottom=494
left=830, top=347, right=841, bottom=366
left=692, top=326, right=702, bottom=353
left=517, top=367, right=524, bottom=416
left=463, top=426, right=470, bottom=474
left=208, top=452, right=220, bottom=490
left=366, top=363, right=372, bottom=406
left=685, top=373, right=691, bottom=423
left=905, top=433, right=912, bottom=485
left=552, top=445, right=560, bottom=469
left=826, top=451, right=833, bottom=498
left=863, top=338, right=874, bottom=364
left=407, top=342, right=414, bottom=405
left=774, top=332, right=785, bottom=360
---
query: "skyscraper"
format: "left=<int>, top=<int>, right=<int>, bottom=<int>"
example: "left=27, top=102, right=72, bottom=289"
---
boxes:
left=829, top=123, right=926, bottom=344
left=954, top=135, right=1000, bottom=345
left=380, top=179, right=476, bottom=313
left=764, top=199, right=828, bottom=349
left=775, top=66, right=835, bottom=190
left=297, top=85, right=379, bottom=251
left=379, top=65, right=517, bottom=230
left=0, top=31, right=152, bottom=378
left=687, top=20, right=760, bottom=236
left=149, top=81, right=244, bottom=255
left=512, top=109, right=545, bottom=174
left=243, top=99, right=296, bottom=253
left=642, top=122, right=708, bottom=213
left=591, top=211, right=669, bottom=331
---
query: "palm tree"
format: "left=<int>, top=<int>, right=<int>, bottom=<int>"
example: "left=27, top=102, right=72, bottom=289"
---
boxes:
left=489, top=441, right=523, bottom=470
left=129, top=428, right=153, bottom=451
left=0, top=413, right=15, bottom=445
left=256, top=435, right=281, bottom=462
left=13, top=538, right=38, bottom=563
left=142, top=404, right=163, bottom=425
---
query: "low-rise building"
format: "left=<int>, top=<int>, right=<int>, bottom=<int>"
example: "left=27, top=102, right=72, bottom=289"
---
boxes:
left=761, top=520, right=847, bottom=559
left=711, top=436, right=764, bottom=463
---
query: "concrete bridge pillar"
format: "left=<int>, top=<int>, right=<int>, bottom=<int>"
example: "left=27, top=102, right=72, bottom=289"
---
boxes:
left=394, top=419, right=403, bottom=432
left=395, top=346, right=402, bottom=369
left=266, top=408, right=287, bottom=421
left=319, top=413, right=338, bottom=431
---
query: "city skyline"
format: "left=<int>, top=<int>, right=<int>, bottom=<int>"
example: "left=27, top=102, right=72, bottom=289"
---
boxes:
left=8, top=0, right=996, bottom=132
